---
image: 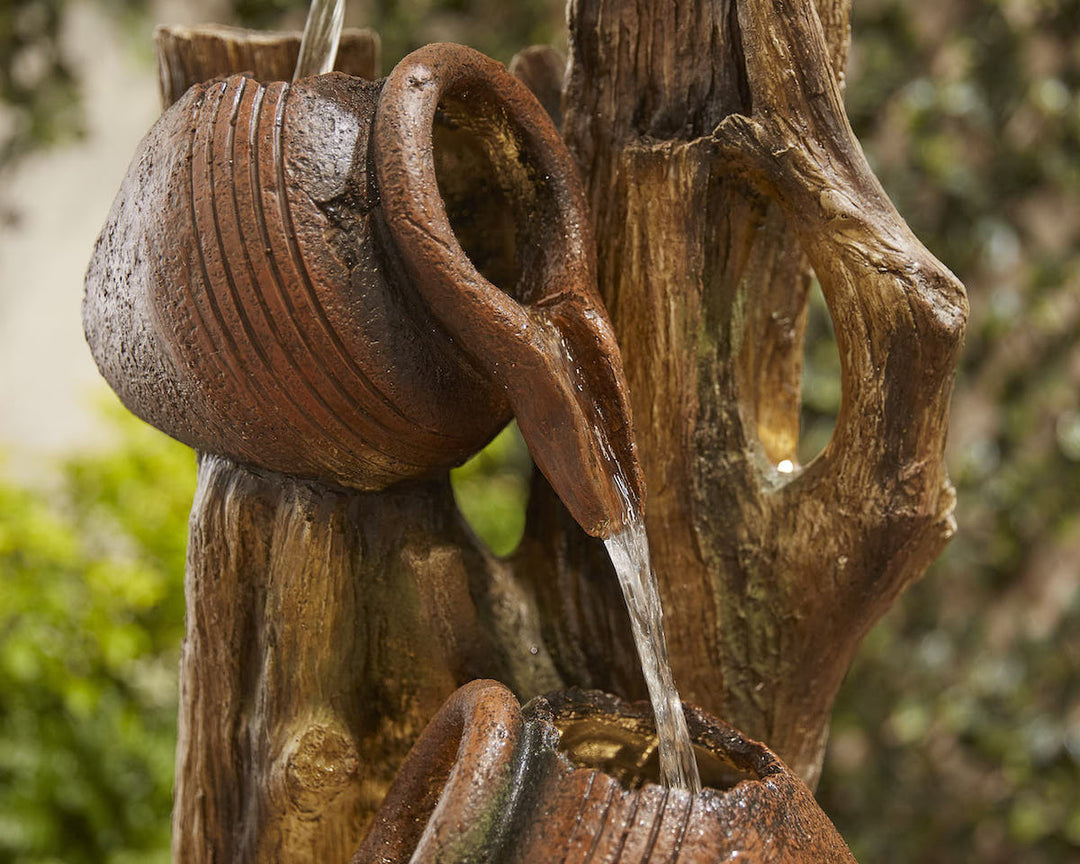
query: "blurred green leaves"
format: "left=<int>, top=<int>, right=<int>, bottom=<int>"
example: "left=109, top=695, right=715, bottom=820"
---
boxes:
left=451, top=423, right=531, bottom=557
left=798, top=280, right=841, bottom=464
left=822, top=572, right=1080, bottom=862
left=0, top=403, right=194, bottom=863
left=0, top=0, right=83, bottom=178
left=364, top=0, right=562, bottom=68
left=0, top=406, right=530, bottom=861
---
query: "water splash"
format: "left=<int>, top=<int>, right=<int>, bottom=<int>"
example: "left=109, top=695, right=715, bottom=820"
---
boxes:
left=534, top=313, right=702, bottom=794
left=294, top=0, right=345, bottom=80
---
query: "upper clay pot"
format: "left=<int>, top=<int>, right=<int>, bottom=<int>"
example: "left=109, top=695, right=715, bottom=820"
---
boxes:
left=84, top=43, right=642, bottom=536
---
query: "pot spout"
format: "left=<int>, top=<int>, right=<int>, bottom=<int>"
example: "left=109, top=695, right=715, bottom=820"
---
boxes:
left=374, top=43, right=643, bottom=537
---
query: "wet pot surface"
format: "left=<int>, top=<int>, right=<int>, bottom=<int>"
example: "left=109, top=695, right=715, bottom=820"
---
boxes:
left=84, top=43, right=640, bottom=536
left=354, top=681, right=857, bottom=863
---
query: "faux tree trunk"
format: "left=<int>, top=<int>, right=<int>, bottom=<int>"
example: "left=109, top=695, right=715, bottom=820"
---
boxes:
left=173, top=455, right=560, bottom=861
left=133, top=0, right=964, bottom=857
left=522, top=0, right=967, bottom=788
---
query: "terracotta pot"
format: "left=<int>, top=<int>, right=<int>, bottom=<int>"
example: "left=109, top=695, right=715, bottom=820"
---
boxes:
left=354, top=680, right=857, bottom=863
left=84, top=42, right=640, bottom=536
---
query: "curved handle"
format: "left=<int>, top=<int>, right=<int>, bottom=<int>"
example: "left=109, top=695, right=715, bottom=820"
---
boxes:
left=373, top=42, right=643, bottom=536
left=350, top=679, right=523, bottom=863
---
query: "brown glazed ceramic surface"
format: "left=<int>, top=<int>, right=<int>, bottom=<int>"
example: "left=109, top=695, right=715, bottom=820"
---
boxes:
left=84, top=43, right=640, bottom=535
left=354, top=681, right=857, bottom=863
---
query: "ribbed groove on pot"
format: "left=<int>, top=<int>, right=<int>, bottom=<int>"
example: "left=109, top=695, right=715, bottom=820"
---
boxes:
left=183, top=78, right=410, bottom=477
left=172, top=84, right=238, bottom=448
left=354, top=684, right=858, bottom=863
left=192, top=80, right=351, bottom=474
left=207, top=78, right=353, bottom=474
left=86, top=41, right=644, bottom=534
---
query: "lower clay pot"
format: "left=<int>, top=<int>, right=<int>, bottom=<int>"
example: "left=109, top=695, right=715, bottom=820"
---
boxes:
left=353, top=680, right=856, bottom=863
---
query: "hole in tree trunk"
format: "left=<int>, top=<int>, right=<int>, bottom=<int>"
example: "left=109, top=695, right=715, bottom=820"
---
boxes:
left=800, top=278, right=841, bottom=465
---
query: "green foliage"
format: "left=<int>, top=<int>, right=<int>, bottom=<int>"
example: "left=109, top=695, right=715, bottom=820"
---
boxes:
left=798, top=280, right=841, bottom=463
left=0, top=403, right=194, bottom=863
left=0, top=0, right=83, bottom=177
left=363, top=0, right=562, bottom=68
left=822, top=583, right=1080, bottom=862
left=451, top=423, right=531, bottom=557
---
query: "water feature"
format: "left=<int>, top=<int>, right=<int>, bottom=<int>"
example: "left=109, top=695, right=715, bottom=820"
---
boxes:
left=294, top=0, right=345, bottom=80
left=535, top=315, right=702, bottom=794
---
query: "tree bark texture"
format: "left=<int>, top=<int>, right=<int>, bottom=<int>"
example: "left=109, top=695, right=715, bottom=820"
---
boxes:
left=155, top=24, right=380, bottom=106
left=148, top=0, right=966, bottom=856
left=526, top=0, right=966, bottom=788
left=174, top=455, right=559, bottom=861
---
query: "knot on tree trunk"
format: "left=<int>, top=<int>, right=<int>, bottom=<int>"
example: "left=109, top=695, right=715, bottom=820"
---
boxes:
left=282, top=721, right=361, bottom=813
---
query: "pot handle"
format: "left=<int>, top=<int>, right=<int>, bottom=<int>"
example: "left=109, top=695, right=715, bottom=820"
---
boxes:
left=350, top=680, right=522, bottom=864
left=373, top=43, right=643, bottom=536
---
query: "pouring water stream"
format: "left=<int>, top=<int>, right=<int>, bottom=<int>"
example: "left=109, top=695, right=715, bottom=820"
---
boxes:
left=294, top=0, right=345, bottom=80
left=535, top=315, right=702, bottom=794
left=604, top=501, right=703, bottom=793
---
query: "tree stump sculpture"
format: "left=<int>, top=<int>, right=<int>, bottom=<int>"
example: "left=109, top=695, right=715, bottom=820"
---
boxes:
left=536, top=0, right=967, bottom=789
left=84, top=0, right=966, bottom=857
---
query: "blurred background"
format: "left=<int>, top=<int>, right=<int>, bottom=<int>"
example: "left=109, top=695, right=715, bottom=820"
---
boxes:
left=0, top=0, right=1077, bottom=860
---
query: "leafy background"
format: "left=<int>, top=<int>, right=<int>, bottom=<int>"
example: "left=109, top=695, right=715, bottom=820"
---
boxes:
left=1, top=0, right=1078, bottom=860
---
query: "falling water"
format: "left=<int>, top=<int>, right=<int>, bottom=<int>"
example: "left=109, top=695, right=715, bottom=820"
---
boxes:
left=604, top=509, right=702, bottom=793
left=536, top=316, right=702, bottom=794
left=293, top=0, right=345, bottom=80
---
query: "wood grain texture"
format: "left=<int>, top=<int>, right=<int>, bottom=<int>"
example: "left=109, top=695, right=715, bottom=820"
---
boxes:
left=155, top=23, right=380, bottom=105
left=174, top=455, right=560, bottom=861
left=528, top=0, right=968, bottom=786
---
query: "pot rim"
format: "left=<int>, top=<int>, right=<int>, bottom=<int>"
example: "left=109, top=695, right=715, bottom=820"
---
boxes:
left=372, top=41, right=595, bottom=351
